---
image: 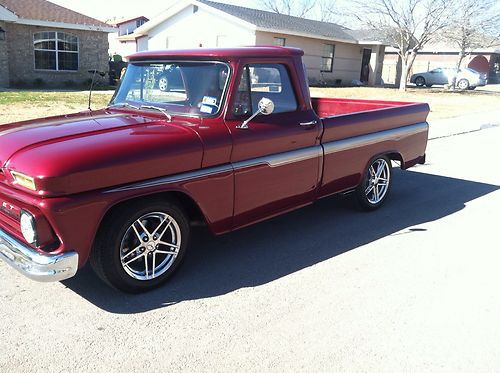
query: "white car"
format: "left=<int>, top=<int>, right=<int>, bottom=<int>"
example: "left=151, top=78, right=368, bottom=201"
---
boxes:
left=410, top=67, right=487, bottom=90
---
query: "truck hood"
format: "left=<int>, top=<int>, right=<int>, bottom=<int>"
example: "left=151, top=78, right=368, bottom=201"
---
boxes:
left=0, top=109, right=204, bottom=196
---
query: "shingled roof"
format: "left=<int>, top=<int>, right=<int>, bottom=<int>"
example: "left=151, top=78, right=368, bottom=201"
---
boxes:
left=0, top=0, right=110, bottom=28
left=198, top=0, right=365, bottom=43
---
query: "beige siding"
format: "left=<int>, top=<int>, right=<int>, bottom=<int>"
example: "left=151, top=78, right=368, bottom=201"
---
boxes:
left=256, top=31, right=383, bottom=86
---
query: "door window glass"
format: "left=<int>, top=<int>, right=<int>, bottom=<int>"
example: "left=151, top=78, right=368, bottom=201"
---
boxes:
left=232, top=63, right=297, bottom=116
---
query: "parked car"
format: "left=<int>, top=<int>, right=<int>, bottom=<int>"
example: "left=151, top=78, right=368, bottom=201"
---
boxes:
left=0, top=47, right=429, bottom=293
left=410, top=67, right=487, bottom=89
left=156, top=64, right=185, bottom=92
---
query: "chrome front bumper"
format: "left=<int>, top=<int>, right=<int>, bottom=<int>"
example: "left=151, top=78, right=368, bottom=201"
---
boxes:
left=0, top=228, right=78, bottom=282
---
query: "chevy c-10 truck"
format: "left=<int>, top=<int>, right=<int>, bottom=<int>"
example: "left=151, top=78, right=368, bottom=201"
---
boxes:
left=0, top=47, right=429, bottom=292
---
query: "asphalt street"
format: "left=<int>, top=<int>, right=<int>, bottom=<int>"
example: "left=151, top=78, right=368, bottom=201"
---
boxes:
left=1, top=121, right=500, bottom=372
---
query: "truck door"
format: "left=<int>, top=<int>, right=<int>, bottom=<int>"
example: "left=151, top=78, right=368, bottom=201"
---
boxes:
left=224, top=61, right=322, bottom=228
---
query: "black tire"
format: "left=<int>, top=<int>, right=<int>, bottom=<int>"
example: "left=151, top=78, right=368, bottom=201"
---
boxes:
left=355, top=156, right=392, bottom=211
left=90, top=198, right=190, bottom=293
left=425, top=84, right=433, bottom=88
left=457, top=78, right=470, bottom=90
left=415, top=76, right=426, bottom=87
left=467, top=86, right=476, bottom=90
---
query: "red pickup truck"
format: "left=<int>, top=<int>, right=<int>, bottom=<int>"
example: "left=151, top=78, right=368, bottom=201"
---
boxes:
left=0, top=47, right=429, bottom=292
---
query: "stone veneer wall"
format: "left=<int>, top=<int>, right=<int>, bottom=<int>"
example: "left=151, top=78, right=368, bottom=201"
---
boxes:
left=6, top=23, right=109, bottom=87
left=0, top=21, right=9, bottom=88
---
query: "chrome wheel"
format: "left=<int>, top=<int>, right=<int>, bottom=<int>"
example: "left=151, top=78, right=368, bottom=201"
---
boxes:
left=119, top=212, right=181, bottom=281
left=457, top=79, right=469, bottom=90
left=364, top=158, right=391, bottom=205
left=158, top=76, right=168, bottom=91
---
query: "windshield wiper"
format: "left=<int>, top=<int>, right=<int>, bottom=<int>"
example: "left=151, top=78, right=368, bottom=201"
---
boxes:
left=108, top=102, right=140, bottom=110
left=140, top=105, right=172, bottom=122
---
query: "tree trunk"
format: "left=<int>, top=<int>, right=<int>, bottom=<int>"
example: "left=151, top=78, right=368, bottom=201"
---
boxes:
left=399, top=57, right=408, bottom=91
left=450, top=51, right=466, bottom=90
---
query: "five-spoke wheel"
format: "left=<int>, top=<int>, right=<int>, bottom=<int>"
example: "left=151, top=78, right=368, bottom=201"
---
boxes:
left=355, top=156, right=392, bottom=210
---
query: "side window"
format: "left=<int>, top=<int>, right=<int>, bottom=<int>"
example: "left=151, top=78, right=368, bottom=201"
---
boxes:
left=232, top=63, right=298, bottom=116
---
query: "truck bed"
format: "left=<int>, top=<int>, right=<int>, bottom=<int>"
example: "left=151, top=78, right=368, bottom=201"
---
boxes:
left=312, top=97, right=430, bottom=143
left=311, top=97, right=424, bottom=118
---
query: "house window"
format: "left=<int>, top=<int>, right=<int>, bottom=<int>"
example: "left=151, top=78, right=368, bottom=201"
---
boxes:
left=273, top=37, right=286, bottom=47
left=136, top=19, right=146, bottom=28
left=34, top=31, right=78, bottom=71
left=321, top=44, right=335, bottom=72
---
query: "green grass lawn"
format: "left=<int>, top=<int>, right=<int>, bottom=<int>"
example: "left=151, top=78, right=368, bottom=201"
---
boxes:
left=0, top=90, right=112, bottom=106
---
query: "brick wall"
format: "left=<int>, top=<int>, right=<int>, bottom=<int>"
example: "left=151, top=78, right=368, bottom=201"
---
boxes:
left=6, top=23, right=109, bottom=88
left=0, top=22, right=9, bottom=88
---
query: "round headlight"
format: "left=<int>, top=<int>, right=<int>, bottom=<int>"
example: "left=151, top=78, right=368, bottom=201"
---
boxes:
left=20, top=210, right=37, bottom=245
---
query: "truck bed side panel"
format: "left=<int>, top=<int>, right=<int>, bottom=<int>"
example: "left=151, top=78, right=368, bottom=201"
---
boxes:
left=318, top=102, right=430, bottom=198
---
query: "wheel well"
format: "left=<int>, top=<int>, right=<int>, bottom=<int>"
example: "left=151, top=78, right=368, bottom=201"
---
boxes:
left=100, top=192, right=206, bottom=231
left=386, top=152, right=403, bottom=167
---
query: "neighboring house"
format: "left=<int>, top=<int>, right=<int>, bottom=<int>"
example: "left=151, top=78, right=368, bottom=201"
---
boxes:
left=0, top=0, right=115, bottom=88
left=124, top=0, right=387, bottom=86
left=383, top=43, right=500, bottom=85
left=108, top=16, right=149, bottom=58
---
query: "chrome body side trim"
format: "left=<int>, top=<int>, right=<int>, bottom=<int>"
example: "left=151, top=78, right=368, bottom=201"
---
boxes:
left=0, top=228, right=78, bottom=282
left=233, top=145, right=321, bottom=169
left=106, top=146, right=321, bottom=193
left=105, top=123, right=426, bottom=194
left=106, top=164, right=233, bottom=193
left=323, top=122, right=428, bottom=155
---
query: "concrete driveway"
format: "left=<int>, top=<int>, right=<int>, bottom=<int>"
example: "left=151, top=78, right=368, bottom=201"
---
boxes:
left=1, top=121, right=499, bottom=372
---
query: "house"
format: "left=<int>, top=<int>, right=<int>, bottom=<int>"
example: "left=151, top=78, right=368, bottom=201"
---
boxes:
left=123, top=0, right=387, bottom=86
left=109, top=16, right=149, bottom=58
left=383, top=43, right=500, bottom=85
left=0, top=0, right=116, bottom=88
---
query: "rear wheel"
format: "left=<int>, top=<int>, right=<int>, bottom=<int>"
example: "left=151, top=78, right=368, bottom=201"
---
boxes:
left=457, top=79, right=470, bottom=90
left=415, top=76, right=426, bottom=87
left=355, top=156, right=392, bottom=211
left=90, top=199, right=189, bottom=293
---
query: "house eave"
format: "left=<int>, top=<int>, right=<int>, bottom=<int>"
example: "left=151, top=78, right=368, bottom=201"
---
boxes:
left=0, top=5, right=18, bottom=21
left=13, top=18, right=116, bottom=32
left=257, top=27, right=376, bottom=45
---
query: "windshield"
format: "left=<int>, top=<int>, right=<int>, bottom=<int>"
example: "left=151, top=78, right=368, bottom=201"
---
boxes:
left=110, top=61, right=230, bottom=117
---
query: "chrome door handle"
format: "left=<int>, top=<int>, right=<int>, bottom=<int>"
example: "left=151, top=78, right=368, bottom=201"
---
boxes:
left=299, top=120, right=317, bottom=127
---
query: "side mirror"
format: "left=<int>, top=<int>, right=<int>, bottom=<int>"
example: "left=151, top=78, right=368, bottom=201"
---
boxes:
left=237, top=97, right=275, bottom=130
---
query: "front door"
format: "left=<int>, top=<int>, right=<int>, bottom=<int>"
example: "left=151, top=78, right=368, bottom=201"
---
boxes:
left=224, top=61, right=322, bottom=228
left=360, top=48, right=372, bottom=83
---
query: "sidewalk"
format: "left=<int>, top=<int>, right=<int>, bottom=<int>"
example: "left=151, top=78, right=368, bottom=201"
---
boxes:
left=428, top=109, right=500, bottom=140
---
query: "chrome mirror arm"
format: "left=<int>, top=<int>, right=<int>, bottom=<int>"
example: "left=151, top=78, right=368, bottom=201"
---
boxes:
left=236, top=97, right=275, bottom=130
left=236, top=110, right=260, bottom=130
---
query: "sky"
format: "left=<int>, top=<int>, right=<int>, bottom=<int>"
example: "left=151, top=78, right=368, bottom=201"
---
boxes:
left=49, top=0, right=260, bottom=22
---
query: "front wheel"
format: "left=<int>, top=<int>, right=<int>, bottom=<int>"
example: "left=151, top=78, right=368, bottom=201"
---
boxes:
left=415, top=76, right=425, bottom=87
left=90, top=199, right=189, bottom=293
left=355, top=156, right=392, bottom=211
left=158, top=75, right=169, bottom=92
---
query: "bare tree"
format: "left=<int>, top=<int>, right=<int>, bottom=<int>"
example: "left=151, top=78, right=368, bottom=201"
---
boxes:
left=258, top=0, right=316, bottom=18
left=348, top=0, right=453, bottom=91
left=258, top=0, right=339, bottom=21
left=443, top=0, right=500, bottom=89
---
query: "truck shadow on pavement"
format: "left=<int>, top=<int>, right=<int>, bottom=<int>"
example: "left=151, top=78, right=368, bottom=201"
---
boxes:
left=63, top=168, right=499, bottom=313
